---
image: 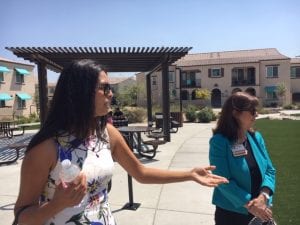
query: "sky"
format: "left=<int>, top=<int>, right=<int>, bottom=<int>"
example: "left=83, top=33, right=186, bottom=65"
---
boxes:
left=0, top=0, right=299, bottom=82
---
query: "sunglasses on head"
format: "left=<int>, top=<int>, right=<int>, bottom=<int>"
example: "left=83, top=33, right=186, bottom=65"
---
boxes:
left=97, top=83, right=112, bottom=96
left=232, top=98, right=256, bottom=116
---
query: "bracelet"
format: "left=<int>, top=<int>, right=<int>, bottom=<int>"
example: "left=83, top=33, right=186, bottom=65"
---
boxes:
left=260, top=191, right=270, bottom=203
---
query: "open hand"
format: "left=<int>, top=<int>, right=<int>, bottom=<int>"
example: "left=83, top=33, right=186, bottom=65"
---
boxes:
left=191, top=166, right=228, bottom=187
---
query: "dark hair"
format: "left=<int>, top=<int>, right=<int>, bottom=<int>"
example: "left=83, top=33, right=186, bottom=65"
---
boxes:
left=27, top=59, right=106, bottom=152
left=213, top=92, right=259, bottom=142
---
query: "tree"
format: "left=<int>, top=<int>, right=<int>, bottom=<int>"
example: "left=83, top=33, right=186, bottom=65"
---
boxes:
left=195, top=88, right=211, bottom=100
left=115, top=84, right=142, bottom=106
left=276, top=83, right=287, bottom=107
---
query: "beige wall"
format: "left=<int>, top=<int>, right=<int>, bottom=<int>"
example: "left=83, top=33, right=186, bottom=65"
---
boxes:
left=259, top=59, right=291, bottom=105
left=136, top=57, right=293, bottom=108
left=291, top=61, right=300, bottom=93
left=0, top=60, right=36, bottom=120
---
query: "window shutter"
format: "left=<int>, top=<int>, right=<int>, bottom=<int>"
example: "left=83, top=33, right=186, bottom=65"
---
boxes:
left=221, top=68, right=224, bottom=77
left=208, top=69, right=211, bottom=77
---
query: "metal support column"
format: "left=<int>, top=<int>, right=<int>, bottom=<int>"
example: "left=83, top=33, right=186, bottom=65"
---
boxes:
left=146, top=74, right=152, bottom=125
left=161, top=58, right=170, bottom=142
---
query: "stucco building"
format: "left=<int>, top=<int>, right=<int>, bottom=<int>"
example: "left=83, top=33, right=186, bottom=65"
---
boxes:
left=0, top=57, right=36, bottom=120
left=290, top=58, right=300, bottom=103
left=137, top=48, right=295, bottom=108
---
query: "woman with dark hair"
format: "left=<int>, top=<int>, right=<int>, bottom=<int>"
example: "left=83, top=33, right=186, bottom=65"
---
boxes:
left=14, top=59, right=228, bottom=225
left=209, top=92, right=276, bottom=225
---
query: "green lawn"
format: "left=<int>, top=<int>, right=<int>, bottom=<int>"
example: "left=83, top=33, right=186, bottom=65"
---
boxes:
left=254, top=119, right=300, bottom=225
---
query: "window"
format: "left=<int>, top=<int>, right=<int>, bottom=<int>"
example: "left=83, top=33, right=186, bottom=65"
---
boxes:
left=17, top=99, right=26, bottom=109
left=212, top=69, right=221, bottom=77
left=0, top=100, right=5, bottom=108
left=16, top=72, right=25, bottom=83
left=231, top=67, right=255, bottom=86
left=208, top=68, right=224, bottom=78
left=168, top=71, right=175, bottom=82
left=266, top=91, right=277, bottom=100
left=0, top=72, right=4, bottom=83
left=181, top=71, right=197, bottom=87
left=181, top=90, right=189, bottom=100
left=266, top=65, right=278, bottom=78
left=152, top=76, right=157, bottom=85
left=291, top=66, right=300, bottom=78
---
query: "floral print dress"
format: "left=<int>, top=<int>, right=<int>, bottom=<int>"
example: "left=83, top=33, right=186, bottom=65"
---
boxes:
left=41, top=129, right=116, bottom=225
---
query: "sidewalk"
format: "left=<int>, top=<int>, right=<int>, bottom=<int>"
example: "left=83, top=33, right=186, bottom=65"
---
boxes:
left=0, top=123, right=217, bottom=225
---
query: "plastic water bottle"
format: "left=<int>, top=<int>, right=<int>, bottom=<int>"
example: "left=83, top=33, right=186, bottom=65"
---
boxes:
left=60, top=159, right=80, bottom=185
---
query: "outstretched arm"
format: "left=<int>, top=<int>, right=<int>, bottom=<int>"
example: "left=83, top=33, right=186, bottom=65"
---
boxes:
left=107, top=124, right=228, bottom=187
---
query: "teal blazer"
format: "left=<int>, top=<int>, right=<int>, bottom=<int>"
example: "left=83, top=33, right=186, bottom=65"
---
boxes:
left=209, top=131, right=276, bottom=215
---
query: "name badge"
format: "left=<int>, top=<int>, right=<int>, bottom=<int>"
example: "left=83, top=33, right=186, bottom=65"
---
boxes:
left=231, top=144, right=247, bottom=157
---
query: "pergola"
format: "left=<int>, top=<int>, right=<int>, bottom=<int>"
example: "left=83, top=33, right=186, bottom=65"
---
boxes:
left=6, top=46, right=192, bottom=141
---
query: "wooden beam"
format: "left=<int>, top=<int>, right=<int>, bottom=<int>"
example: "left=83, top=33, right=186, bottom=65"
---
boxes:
left=37, top=62, right=48, bottom=124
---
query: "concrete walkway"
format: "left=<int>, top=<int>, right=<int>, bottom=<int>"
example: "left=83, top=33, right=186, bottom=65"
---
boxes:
left=0, top=123, right=217, bottom=225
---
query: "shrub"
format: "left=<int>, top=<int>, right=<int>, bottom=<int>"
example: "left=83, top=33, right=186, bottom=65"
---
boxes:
left=184, top=105, right=198, bottom=122
left=122, top=107, right=147, bottom=123
left=283, top=104, right=296, bottom=110
left=197, top=107, right=215, bottom=123
left=16, top=113, right=40, bottom=124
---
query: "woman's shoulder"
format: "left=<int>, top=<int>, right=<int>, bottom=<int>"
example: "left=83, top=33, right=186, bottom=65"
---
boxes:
left=24, top=138, right=57, bottom=170
left=210, top=133, right=229, bottom=143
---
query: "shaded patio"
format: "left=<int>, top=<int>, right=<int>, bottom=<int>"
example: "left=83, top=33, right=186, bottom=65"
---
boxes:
left=6, top=46, right=192, bottom=141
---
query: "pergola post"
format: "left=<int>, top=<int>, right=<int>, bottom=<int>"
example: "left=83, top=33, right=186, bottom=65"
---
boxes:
left=37, top=62, right=48, bottom=124
left=161, top=58, right=170, bottom=142
left=146, top=74, right=152, bottom=124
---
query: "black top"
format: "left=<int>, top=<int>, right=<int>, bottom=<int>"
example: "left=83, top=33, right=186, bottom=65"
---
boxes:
left=244, top=139, right=262, bottom=198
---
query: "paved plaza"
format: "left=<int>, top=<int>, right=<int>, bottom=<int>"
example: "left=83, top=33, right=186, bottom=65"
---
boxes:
left=1, top=122, right=219, bottom=225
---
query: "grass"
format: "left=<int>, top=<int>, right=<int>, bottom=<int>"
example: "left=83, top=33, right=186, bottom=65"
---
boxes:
left=254, top=119, right=300, bottom=225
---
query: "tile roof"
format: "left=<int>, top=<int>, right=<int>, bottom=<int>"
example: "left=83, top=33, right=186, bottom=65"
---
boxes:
left=0, top=56, right=34, bottom=67
left=175, top=48, right=290, bottom=66
left=291, top=58, right=300, bottom=64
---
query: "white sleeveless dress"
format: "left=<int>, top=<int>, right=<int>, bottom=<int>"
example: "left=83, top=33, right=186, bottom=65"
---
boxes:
left=41, top=130, right=116, bottom=225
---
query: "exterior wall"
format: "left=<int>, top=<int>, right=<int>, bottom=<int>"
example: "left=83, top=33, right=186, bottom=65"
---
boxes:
left=290, top=60, right=300, bottom=103
left=259, top=59, right=291, bottom=106
left=135, top=50, right=293, bottom=108
left=0, top=60, right=36, bottom=120
left=178, top=63, right=261, bottom=106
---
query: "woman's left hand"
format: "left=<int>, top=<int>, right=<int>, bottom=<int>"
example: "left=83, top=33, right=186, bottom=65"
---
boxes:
left=247, top=195, right=273, bottom=221
left=191, top=166, right=229, bottom=187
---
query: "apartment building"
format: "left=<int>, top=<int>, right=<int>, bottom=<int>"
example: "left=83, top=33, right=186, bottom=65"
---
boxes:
left=137, top=48, right=293, bottom=108
left=290, top=58, right=300, bottom=103
left=0, top=57, right=36, bottom=120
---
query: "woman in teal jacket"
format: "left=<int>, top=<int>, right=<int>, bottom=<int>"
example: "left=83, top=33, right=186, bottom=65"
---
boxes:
left=209, top=92, right=276, bottom=225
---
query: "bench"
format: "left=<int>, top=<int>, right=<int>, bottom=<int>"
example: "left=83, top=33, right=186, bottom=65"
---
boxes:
left=0, top=134, right=34, bottom=166
left=153, top=113, right=180, bottom=134
left=140, top=139, right=167, bottom=159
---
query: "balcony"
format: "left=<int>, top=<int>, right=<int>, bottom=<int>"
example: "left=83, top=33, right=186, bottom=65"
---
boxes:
left=232, top=80, right=255, bottom=86
left=181, top=79, right=201, bottom=88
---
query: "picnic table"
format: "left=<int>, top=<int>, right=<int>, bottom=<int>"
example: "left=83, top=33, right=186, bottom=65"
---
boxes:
left=0, top=133, right=35, bottom=165
left=0, top=121, right=40, bottom=138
